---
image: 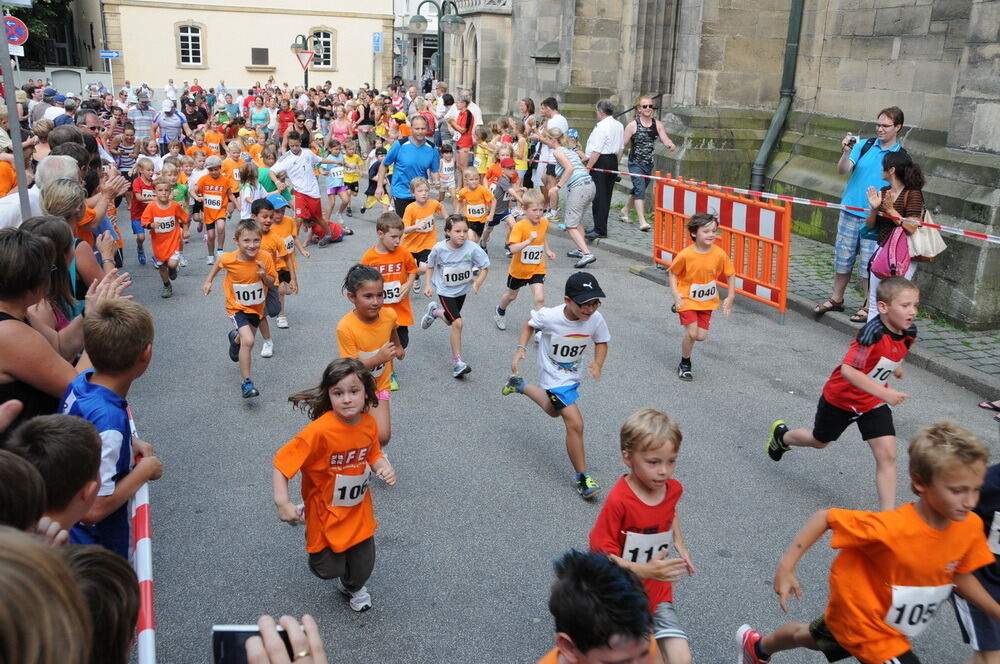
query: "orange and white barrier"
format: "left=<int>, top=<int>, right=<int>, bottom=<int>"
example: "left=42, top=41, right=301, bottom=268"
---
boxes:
left=131, top=482, right=155, bottom=663
left=654, top=173, right=792, bottom=315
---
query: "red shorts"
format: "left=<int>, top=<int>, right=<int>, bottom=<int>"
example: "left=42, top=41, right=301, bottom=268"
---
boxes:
left=293, top=191, right=323, bottom=222
left=678, top=309, right=712, bottom=330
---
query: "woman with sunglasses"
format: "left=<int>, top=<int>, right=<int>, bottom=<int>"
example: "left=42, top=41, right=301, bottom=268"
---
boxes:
left=621, top=95, right=676, bottom=231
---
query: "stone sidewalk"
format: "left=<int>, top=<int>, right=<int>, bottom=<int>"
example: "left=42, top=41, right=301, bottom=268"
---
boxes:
left=575, top=185, right=1000, bottom=398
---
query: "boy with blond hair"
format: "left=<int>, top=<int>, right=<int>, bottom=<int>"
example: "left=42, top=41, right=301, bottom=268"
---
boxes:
left=740, top=421, right=1000, bottom=664
left=590, top=409, right=695, bottom=664
left=59, top=300, right=164, bottom=558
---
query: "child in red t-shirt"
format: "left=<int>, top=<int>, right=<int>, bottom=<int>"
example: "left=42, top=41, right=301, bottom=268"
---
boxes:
left=129, top=157, right=157, bottom=265
left=272, top=358, right=396, bottom=613
left=590, top=409, right=694, bottom=664
left=767, top=276, right=919, bottom=512
left=740, top=421, right=1000, bottom=664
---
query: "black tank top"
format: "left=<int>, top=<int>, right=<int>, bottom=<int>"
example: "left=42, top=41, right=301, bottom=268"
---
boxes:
left=629, top=117, right=658, bottom=167
left=0, top=312, right=60, bottom=446
left=360, top=103, right=374, bottom=126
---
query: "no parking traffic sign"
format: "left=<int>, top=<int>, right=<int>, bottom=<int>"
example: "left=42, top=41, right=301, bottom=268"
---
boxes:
left=4, top=16, right=28, bottom=46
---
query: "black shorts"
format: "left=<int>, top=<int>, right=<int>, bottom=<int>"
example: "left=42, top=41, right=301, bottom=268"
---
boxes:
left=438, top=294, right=466, bottom=323
left=346, top=181, right=359, bottom=193
left=467, top=221, right=485, bottom=236
left=812, top=396, right=895, bottom=444
left=411, top=249, right=431, bottom=265
left=545, top=164, right=557, bottom=177
left=506, top=273, right=545, bottom=290
left=192, top=200, right=204, bottom=214
left=232, top=311, right=261, bottom=329
left=394, top=196, right=415, bottom=218
left=489, top=212, right=510, bottom=228
left=205, top=221, right=216, bottom=230
left=808, top=616, right=920, bottom=663
left=278, top=269, right=291, bottom=284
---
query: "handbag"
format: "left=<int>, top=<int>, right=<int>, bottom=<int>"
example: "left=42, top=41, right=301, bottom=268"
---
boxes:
left=870, top=225, right=912, bottom=279
left=908, top=208, right=947, bottom=261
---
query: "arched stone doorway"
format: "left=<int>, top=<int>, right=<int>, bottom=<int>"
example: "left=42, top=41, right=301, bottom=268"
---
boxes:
left=462, top=25, right=477, bottom=98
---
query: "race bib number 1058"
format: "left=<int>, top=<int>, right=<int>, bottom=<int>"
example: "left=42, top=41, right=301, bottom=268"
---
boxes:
left=883, top=584, right=952, bottom=638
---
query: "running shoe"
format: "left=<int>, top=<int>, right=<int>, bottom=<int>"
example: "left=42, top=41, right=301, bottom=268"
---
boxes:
left=574, top=253, right=597, bottom=268
left=767, top=420, right=791, bottom=462
left=389, top=372, right=399, bottom=391
left=557, top=223, right=567, bottom=231
left=260, top=339, right=274, bottom=358
left=160, top=283, right=172, bottom=298
left=677, top=362, right=693, bottom=381
left=168, top=266, right=178, bottom=281
left=452, top=361, right=471, bottom=378
left=413, top=277, right=421, bottom=292
left=276, top=316, right=289, bottom=329
left=421, top=301, right=440, bottom=329
left=206, top=255, right=215, bottom=265
left=737, top=625, right=768, bottom=663
left=337, top=580, right=372, bottom=612
left=318, top=235, right=332, bottom=247
left=501, top=375, right=525, bottom=396
left=241, top=378, right=259, bottom=399
left=576, top=474, right=601, bottom=500
left=346, top=207, right=353, bottom=217
left=504, top=244, right=512, bottom=258
left=179, top=254, right=188, bottom=267
left=227, top=330, right=240, bottom=362
left=493, top=307, right=506, bottom=330
left=566, top=248, right=583, bottom=258
left=215, top=249, right=224, bottom=260
left=137, top=248, right=146, bottom=265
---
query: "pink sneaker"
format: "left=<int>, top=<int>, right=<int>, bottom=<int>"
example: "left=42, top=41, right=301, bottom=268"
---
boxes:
left=737, top=624, right=768, bottom=664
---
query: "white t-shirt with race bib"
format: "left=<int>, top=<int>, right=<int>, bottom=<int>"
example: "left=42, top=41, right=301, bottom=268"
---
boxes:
left=426, top=239, right=490, bottom=298
left=529, top=304, right=610, bottom=389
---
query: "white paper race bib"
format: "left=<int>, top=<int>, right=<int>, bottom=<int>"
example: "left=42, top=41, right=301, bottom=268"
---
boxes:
left=204, top=193, right=224, bottom=209
left=441, top=265, right=472, bottom=286
left=154, top=216, right=176, bottom=233
left=414, top=216, right=434, bottom=233
left=466, top=203, right=487, bottom=218
left=867, top=356, right=901, bottom=384
left=231, top=170, right=241, bottom=182
left=358, top=349, right=386, bottom=378
left=139, top=189, right=156, bottom=202
left=473, top=155, right=482, bottom=169
left=283, top=235, right=295, bottom=253
left=328, top=166, right=345, bottom=180
left=520, top=245, right=544, bottom=264
left=330, top=466, right=371, bottom=507
left=622, top=529, right=674, bottom=563
left=441, top=162, right=455, bottom=179
left=548, top=334, right=589, bottom=363
left=884, top=584, right=952, bottom=637
left=688, top=281, right=717, bottom=302
left=989, top=511, right=1000, bottom=555
left=232, top=281, right=265, bottom=305
left=382, top=281, right=403, bottom=304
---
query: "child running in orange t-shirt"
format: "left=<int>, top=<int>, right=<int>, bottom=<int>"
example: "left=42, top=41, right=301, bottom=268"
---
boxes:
left=667, top=213, right=736, bottom=382
left=140, top=177, right=187, bottom=299
left=739, top=422, right=1000, bottom=664
left=272, top=357, right=397, bottom=613
left=493, top=188, right=554, bottom=331
left=202, top=219, right=277, bottom=399
left=336, top=265, right=404, bottom=447
left=267, top=195, right=310, bottom=330
left=193, top=155, right=234, bottom=263
left=457, top=168, right=495, bottom=243
left=401, top=177, right=445, bottom=288
left=250, top=198, right=289, bottom=362
left=361, top=213, right=417, bottom=392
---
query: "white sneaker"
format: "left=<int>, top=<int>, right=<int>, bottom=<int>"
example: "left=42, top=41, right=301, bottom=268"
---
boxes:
left=574, top=253, right=597, bottom=268
left=276, top=316, right=289, bottom=329
left=215, top=249, right=224, bottom=259
left=421, top=301, right=440, bottom=329
left=452, top=360, right=471, bottom=378
left=179, top=254, right=188, bottom=267
left=493, top=308, right=506, bottom=330
left=260, top=339, right=274, bottom=358
left=206, top=255, right=215, bottom=265
left=337, top=580, right=372, bottom=612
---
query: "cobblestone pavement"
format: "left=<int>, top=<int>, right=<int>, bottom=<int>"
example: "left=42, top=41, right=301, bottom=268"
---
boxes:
left=573, top=185, right=1000, bottom=393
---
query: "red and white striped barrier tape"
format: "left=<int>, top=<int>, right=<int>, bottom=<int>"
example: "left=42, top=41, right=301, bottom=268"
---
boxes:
left=526, top=157, right=1000, bottom=245
left=127, top=408, right=156, bottom=664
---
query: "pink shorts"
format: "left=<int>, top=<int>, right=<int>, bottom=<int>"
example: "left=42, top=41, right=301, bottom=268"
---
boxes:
left=376, top=389, right=391, bottom=402
left=678, top=309, right=712, bottom=330
left=293, top=191, right=323, bottom=221
left=327, top=185, right=349, bottom=195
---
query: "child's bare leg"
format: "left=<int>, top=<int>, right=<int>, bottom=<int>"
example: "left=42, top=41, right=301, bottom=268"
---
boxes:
left=498, top=288, right=518, bottom=311
left=559, top=404, right=586, bottom=473
left=371, top=398, right=391, bottom=446
left=867, top=434, right=898, bottom=511
left=658, top=637, right=691, bottom=664
left=520, top=384, right=559, bottom=415
left=216, top=220, right=226, bottom=251
left=680, top=323, right=702, bottom=358
left=158, top=264, right=169, bottom=283
left=760, top=621, right=819, bottom=656
left=338, top=192, right=350, bottom=215
left=529, top=282, right=545, bottom=311
left=205, top=226, right=216, bottom=255
left=781, top=428, right=829, bottom=449
left=972, top=651, right=1000, bottom=664
left=259, top=316, right=272, bottom=341
left=237, top=325, right=256, bottom=380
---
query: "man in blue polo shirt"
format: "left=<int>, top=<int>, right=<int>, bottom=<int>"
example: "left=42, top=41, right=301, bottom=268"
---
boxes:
left=373, top=115, right=440, bottom=217
left=815, top=106, right=906, bottom=321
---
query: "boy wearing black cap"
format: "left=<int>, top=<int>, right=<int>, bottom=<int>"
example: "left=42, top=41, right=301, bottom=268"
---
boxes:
left=503, top=272, right=610, bottom=499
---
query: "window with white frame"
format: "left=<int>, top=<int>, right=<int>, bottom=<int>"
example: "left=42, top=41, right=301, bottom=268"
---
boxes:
left=178, top=24, right=203, bottom=66
left=311, top=29, right=333, bottom=68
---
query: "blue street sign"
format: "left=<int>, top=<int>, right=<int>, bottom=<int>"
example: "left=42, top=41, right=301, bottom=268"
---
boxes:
left=99, top=50, right=120, bottom=58
left=372, top=32, right=382, bottom=54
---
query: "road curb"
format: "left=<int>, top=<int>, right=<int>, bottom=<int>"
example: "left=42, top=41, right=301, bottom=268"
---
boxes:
left=619, top=255, right=1000, bottom=399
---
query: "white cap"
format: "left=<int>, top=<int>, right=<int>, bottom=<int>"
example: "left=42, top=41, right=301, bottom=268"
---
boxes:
left=161, top=100, right=173, bottom=111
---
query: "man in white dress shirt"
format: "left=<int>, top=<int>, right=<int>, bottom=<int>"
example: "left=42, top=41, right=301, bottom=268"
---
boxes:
left=584, top=99, right=624, bottom=239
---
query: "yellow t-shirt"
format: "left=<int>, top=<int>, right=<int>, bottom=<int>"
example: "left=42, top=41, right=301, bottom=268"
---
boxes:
left=343, top=154, right=365, bottom=184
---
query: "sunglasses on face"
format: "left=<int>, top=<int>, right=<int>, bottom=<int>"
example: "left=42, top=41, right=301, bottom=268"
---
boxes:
left=640, top=104, right=656, bottom=109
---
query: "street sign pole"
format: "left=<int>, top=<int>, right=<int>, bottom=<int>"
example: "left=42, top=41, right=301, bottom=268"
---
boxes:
left=372, top=32, right=382, bottom=90
left=1, top=34, right=30, bottom=219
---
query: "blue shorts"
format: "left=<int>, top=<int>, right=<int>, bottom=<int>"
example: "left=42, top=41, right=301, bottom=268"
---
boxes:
left=489, top=212, right=510, bottom=228
left=131, top=218, right=144, bottom=235
left=834, top=210, right=878, bottom=276
left=629, top=161, right=653, bottom=200
left=545, top=382, right=580, bottom=410
left=954, top=574, right=1000, bottom=652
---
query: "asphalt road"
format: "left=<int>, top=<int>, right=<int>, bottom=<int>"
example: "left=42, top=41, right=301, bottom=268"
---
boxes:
left=124, top=208, right=998, bottom=663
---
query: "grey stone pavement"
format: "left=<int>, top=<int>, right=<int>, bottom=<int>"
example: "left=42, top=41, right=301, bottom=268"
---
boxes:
left=599, top=185, right=1000, bottom=398
left=123, top=184, right=999, bottom=663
